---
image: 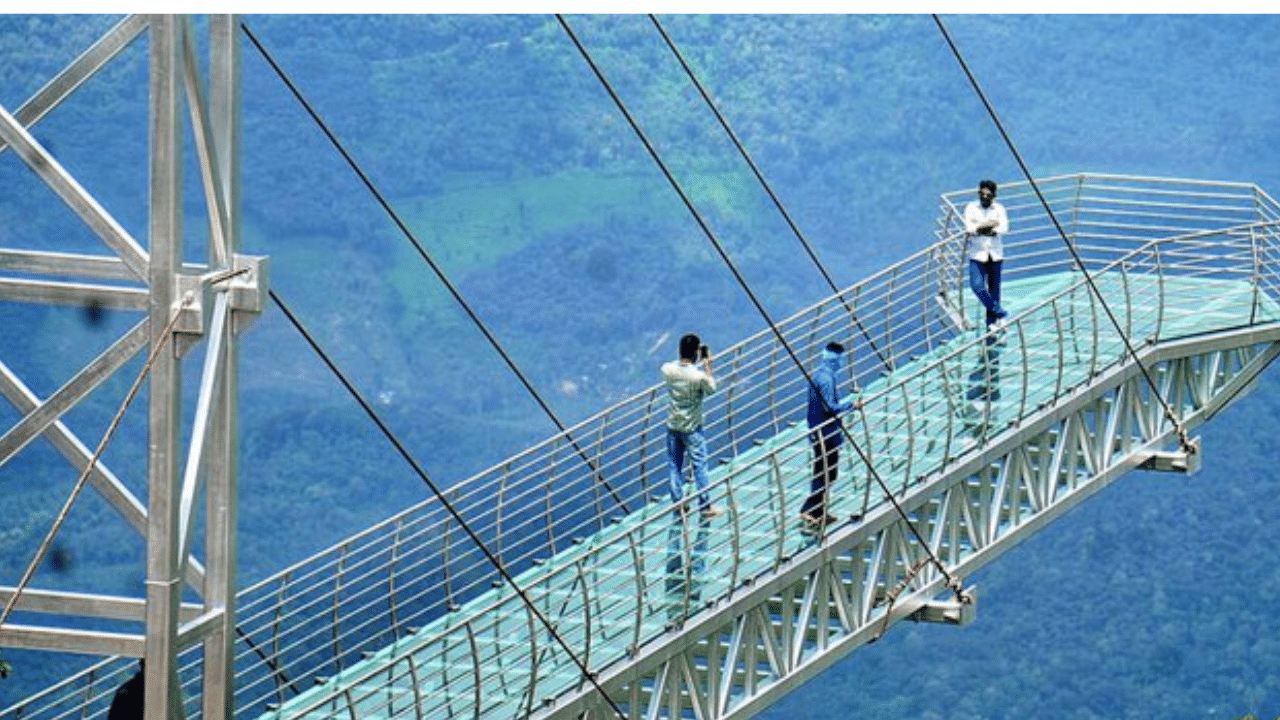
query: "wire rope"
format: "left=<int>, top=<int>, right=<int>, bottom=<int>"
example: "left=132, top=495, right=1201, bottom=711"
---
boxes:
left=648, top=14, right=890, bottom=383
left=932, top=14, right=1195, bottom=454
left=0, top=296, right=192, bottom=634
left=239, top=21, right=631, bottom=515
left=558, top=14, right=969, bottom=605
left=266, top=289, right=627, bottom=720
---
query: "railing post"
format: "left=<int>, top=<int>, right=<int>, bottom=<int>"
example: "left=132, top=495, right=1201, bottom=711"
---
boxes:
left=332, top=544, right=348, bottom=669
left=1154, top=241, right=1166, bottom=342
left=1120, top=261, right=1134, bottom=354
left=726, top=469, right=742, bottom=594
left=625, top=528, right=644, bottom=654
left=937, top=355, right=956, bottom=465
left=1016, top=319, right=1029, bottom=422
left=465, top=621, right=482, bottom=720
left=898, top=384, right=916, bottom=489
left=1052, top=299, right=1066, bottom=399
left=725, top=348, right=740, bottom=454
left=574, top=558, right=593, bottom=682
left=768, top=449, right=787, bottom=567
left=1087, top=281, right=1100, bottom=380
left=1251, top=225, right=1262, bottom=325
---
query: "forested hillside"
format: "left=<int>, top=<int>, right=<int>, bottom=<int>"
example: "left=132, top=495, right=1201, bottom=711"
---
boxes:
left=2, top=13, right=1279, bottom=718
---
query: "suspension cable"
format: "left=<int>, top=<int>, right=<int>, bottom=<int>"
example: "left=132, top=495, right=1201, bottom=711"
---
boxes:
left=932, top=14, right=1194, bottom=454
left=267, top=289, right=628, bottom=720
left=558, top=14, right=969, bottom=604
left=0, top=295, right=192, bottom=633
left=648, top=14, right=889, bottom=383
left=239, top=22, right=631, bottom=514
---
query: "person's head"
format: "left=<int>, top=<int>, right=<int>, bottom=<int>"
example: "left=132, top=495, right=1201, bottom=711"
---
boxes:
left=679, top=333, right=702, bottom=362
left=978, top=179, right=997, bottom=207
left=822, top=341, right=845, bottom=367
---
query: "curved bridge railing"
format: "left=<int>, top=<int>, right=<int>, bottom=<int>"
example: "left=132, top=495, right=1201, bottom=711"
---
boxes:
left=5, top=174, right=1280, bottom=720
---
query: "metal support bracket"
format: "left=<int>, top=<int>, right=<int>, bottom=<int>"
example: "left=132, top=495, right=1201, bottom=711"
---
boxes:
left=908, top=586, right=978, bottom=626
left=1139, top=436, right=1202, bottom=475
left=174, top=253, right=269, bottom=356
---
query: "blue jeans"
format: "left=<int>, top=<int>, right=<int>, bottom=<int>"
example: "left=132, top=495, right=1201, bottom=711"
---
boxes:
left=666, top=427, right=711, bottom=511
left=968, top=258, right=1006, bottom=327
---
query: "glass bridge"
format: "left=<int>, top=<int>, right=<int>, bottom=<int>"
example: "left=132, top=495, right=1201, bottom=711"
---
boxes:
left=8, top=174, right=1280, bottom=720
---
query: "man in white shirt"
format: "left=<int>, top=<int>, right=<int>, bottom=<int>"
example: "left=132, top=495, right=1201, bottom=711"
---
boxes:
left=661, top=334, right=724, bottom=519
left=963, top=179, right=1010, bottom=330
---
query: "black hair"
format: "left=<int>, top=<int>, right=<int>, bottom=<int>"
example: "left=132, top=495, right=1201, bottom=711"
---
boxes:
left=679, top=333, right=702, bottom=361
left=825, top=341, right=845, bottom=354
left=979, top=179, right=997, bottom=194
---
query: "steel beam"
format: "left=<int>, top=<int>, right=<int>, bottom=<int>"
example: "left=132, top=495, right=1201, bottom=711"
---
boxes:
left=0, top=588, right=202, bottom=624
left=200, top=15, right=242, bottom=720
left=0, top=277, right=149, bottom=309
left=143, top=14, right=185, bottom=720
left=0, top=249, right=140, bottom=281
left=0, top=624, right=145, bottom=658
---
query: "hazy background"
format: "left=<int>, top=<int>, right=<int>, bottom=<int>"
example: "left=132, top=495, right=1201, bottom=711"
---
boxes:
left=1, top=13, right=1279, bottom=718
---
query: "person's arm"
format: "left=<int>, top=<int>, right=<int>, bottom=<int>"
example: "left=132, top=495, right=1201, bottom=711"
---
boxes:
left=818, top=371, right=841, bottom=415
left=994, top=204, right=1009, bottom=235
left=962, top=203, right=982, bottom=235
left=700, top=349, right=717, bottom=394
left=837, top=392, right=857, bottom=413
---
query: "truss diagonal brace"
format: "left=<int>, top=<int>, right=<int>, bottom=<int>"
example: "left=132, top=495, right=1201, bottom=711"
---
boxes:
left=1, top=15, right=147, bottom=155
left=0, top=320, right=148, bottom=468
left=0, top=104, right=149, bottom=281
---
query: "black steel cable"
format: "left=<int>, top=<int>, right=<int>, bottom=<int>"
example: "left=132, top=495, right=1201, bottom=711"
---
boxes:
left=558, top=14, right=968, bottom=604
left=267, top=289, right=627, bottom=720
left=240, top=21, right=630, bottom=514
left=648, top=14, right=890, bottom=383
left=932, top=14, right=1195, bottom=453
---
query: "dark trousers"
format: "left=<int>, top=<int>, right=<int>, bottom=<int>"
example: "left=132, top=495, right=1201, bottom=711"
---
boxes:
left=801, top=433, right=839, bottom=518
left=968, top=258, right=1005, bottom=327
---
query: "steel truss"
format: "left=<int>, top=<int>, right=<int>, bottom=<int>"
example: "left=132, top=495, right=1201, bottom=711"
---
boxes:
left=548, top=330, right=1280, bottom=720
left=0, top=15, right=263, bottom=720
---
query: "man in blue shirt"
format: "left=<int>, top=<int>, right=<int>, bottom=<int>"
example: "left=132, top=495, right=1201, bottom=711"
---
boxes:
left=801, top=342, right=859, bottom=529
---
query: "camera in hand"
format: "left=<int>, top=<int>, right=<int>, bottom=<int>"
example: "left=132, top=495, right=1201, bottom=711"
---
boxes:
left=699, top=344, right=710, bottom=360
